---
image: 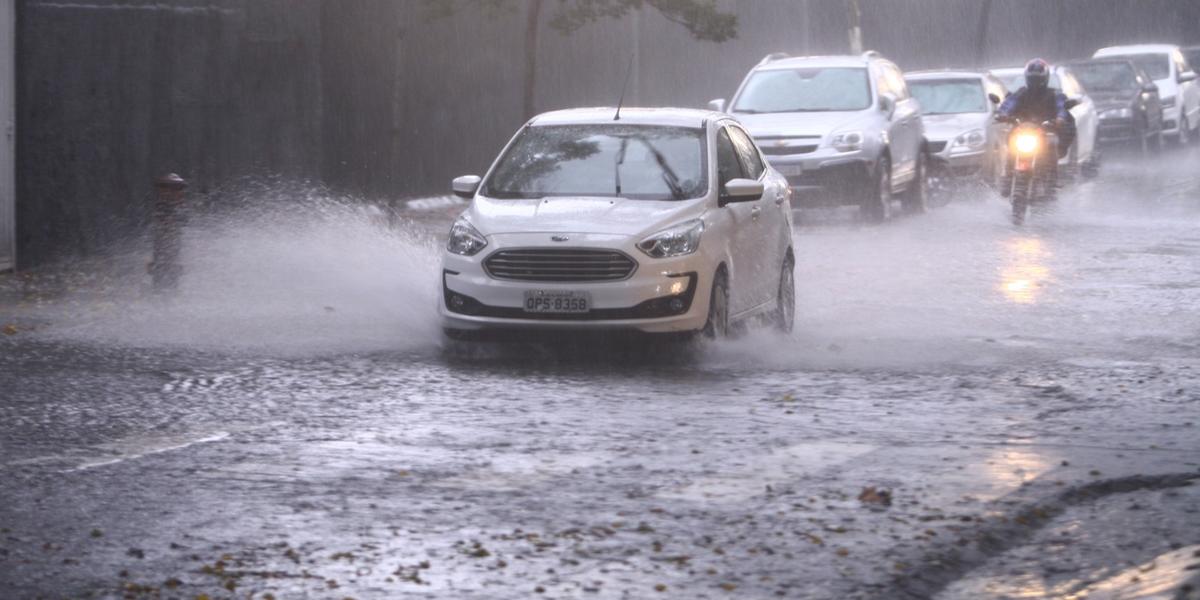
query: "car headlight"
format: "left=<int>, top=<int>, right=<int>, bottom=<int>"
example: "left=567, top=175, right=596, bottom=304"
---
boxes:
left=637, top=219, right=704, bottom=258
left=1161, top=95, right=1176, bottom=108
left=446, top=217, right=488, bottom=256
left=830, top=130, right=864, bottom=152
left=1102, top=107, right=1132, bottom=119
left=952, top=129, right=986, bottom=149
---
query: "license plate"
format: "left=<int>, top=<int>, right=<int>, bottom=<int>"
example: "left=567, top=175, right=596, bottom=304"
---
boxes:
left=523, top=290, right=591, bottom=314
left=775, top=164, right=804, bottom=177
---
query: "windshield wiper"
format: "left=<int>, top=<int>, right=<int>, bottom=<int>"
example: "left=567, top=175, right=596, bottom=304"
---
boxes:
left=614, top=137, right=628, bottom=196
left=634, top=136, right=685, bottom=200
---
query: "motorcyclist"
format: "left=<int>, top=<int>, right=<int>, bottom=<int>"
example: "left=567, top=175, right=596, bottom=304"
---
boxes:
left=996, top=58, right=1076, bottom=197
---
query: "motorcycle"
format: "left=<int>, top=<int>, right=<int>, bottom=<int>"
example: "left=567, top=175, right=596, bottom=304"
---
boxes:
left=1003, top=118, right=1057, bottom=225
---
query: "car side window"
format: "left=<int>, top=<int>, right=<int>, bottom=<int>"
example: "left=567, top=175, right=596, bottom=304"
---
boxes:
left=1174, top=51, right=1191, bottom=77
left=726, top=126, right=765, bottom=180
left=874, top=65, right=894, bottom=98
left=885, top=65, right=910, bottom=100
left=715, top=128, right=744, bottom=189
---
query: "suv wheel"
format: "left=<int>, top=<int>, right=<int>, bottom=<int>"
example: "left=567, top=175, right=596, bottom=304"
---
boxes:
left=900, top=153, right=929, bottom=215
left=772, top=256, right=795, bottom=333
left=702, top=271, right=729, bottom=340
left=861, top=157, right=892, bottom=223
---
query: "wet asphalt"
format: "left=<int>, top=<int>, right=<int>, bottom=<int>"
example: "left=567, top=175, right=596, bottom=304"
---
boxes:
left=1, top=148, right=1199, bottom=599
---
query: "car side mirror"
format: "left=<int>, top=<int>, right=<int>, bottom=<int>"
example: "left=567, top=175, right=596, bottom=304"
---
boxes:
left=452, top=175, right=481, bottom=199
left=1180, top=71, right=1198, bottom=83
left=720, top=178, right=764, bottom=206
left=1064, top=98, right=1081, bottom=110
left=988, top=93, right=1002, bottom=105
left=707, top=98, right=727, bottom=113
left=878, top=93, right=896, bottom=118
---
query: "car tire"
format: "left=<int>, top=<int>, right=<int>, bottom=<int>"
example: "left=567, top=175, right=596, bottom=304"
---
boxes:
left=702, top=271, right=729, bottom=340
left=771, top=255, right=795, bottom=334
left=861, top=157, right=891, bottom=223
left=899, top=152, right=929, bottom=215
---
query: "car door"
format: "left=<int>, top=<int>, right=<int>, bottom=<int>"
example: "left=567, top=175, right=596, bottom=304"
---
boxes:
left=1060, top=71, right=1096, bottom=163
left=873, top=65, right=907, bottom=185
left=1173, top=50, right=1200, bottom=132
left=715, top=126, right=759, bottom=315
left=884, top=63, right=921, bottom=185
left=726, top=123, right=784, bottom=308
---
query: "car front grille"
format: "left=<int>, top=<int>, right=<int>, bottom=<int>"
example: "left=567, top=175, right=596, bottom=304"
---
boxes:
left=760, top=144, right=819, bottom=156
left=484, top=249, right=637, bottom=282
left=927, top=141, right=948, bottom=153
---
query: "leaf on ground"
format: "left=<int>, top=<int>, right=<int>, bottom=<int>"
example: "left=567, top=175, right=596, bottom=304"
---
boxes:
left=858, top=486, right=892, bottom=507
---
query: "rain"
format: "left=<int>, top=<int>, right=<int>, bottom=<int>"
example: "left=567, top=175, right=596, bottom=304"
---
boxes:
left=1, top=1, right=1199, bottom=598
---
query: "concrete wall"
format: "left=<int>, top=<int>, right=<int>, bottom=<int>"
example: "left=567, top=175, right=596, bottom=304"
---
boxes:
left=13, top=0, right=1200, bottom=266
left=0, top=0, right=14, bottom=270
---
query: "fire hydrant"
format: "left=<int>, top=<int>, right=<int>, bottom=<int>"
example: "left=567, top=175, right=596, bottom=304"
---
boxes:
left=149, top=173, right=187, bottom=292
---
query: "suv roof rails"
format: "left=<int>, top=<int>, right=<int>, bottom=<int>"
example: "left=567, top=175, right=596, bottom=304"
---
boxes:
left=861, top=50, right=882, bottom=60
left=757, top=52, right=790, bottom=66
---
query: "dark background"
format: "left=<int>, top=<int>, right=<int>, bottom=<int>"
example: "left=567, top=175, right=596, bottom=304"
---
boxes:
left=14, top=0, right=1200, bottom=265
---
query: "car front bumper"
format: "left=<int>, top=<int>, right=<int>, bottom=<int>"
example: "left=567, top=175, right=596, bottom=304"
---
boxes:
left=929, top=145, right=987, bottom=177
left=764, top=148, right=874, bottom=206
left=440, top=234, right=713, bottom=335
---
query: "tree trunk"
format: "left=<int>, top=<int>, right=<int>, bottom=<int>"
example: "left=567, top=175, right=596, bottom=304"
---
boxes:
left=523, top=0, right=543, bottom=120
left=975, top=0, right=992, bottom=65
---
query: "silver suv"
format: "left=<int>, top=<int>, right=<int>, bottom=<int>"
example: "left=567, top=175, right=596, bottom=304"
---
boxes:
left=710, top=52, right=928, bottom=221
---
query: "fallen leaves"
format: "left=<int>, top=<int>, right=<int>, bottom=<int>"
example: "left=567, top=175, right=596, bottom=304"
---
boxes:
left=858, top=486, right=892, bottom=508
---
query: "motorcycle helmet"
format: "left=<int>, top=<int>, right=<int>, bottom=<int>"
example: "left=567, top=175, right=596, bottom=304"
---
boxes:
left=1024, top=58, right=1050, bottom=92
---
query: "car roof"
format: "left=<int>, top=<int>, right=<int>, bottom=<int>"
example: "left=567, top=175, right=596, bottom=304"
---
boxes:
left=528, top=107, right=717, bottom=129
left=905, top=69, right=987, bottom=81
left=755, top=54, right=873, bottom=71
left=1095, top=44, right=1179, bottom=56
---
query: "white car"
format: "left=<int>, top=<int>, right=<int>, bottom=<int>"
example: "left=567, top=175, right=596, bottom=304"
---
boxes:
left=440, top=108, right=795, bottom=340
left=905, top=70, right=1010, bottom=187
left=991, top=66, right=1100, bottom=177
left=1093, top=44, right=1200, bottom=144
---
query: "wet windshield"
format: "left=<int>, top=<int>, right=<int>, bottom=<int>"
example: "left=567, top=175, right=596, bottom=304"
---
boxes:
left=908, top=79, right=987, bottom=114
left=1105, top=54, right=1170, bottom=80
left=1071, top=62, right=1140, bottom=92
left=733, top=67, right=871, bottom=113
left=482, top=124, right=707, bottom=201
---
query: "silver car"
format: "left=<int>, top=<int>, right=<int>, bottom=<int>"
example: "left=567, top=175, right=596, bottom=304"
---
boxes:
left=905, top=70, right=1009, bottom=190
left=710, top=52, right=928, bottom=222
left=990, top=66, right=1101, bottom=179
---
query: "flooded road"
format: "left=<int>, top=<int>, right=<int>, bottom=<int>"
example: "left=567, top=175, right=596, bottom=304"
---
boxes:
left=1, top=150, right=1199, bottom=599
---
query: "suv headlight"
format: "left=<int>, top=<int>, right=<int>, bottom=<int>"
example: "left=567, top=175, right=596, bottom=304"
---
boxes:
left=830, top=130, right=864, bottom=152
left=637, top=219, right=704, bottom=258
left=1102, top=107, right=1132, bottom=119
left=952, top=129, right=986, bottom=149
left=446, top=217, right=488, bottom=256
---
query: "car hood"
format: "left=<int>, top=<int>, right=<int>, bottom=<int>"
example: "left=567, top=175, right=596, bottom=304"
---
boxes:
left=1088, top=91, right=1138, bottom=110
left=920, top=113, right=990, bottom=141
left=733, top=110, right=871, bottom=139
left=467, top=196, right=706, bottom=238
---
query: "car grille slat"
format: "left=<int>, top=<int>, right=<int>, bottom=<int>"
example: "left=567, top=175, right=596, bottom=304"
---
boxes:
left=485, top=249, right=637, bottom=282
left=928, top=141, right=948, bottom=153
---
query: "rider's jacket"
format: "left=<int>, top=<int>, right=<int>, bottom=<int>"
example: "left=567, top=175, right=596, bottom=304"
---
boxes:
left=998, top=86, right=1070, bottom=124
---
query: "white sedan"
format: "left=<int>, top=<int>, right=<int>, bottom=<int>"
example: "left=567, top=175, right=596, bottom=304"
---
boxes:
left=991, top=66, right=1101, bottom=178
left=440, top=107, right=795, bottom=340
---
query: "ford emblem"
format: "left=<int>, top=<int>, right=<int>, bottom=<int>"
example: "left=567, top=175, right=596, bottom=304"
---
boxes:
left=551, top=235, right=569, bottom=242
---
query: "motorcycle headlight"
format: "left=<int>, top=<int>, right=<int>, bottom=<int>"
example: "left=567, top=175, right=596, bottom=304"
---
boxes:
left=637, top=219, right=704, bottom=259
left=952, top=129, right=987, bottom=149
left=1161, top=95, right=1176, bottom=108
left=830, top=130, right=864, bottom=152
left=1014, top=133, right=1040, bottom=154
left=1102, top=107, right=1132, bottom=119
left=446, top=217, right=488, bottom=256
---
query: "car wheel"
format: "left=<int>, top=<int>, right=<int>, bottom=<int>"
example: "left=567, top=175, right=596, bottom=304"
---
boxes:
left=861, top=157, right=891, bottom=223
left=702, top=271, right=729, bottom=340
left=771, top=256, right=795, bottom=334
left=900, top=152, right=929, bottom=215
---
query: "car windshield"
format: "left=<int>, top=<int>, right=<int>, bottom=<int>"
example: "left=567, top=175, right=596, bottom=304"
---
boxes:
left=1071, top=62, right=1140, bottom=92
left=482, top=124, right=707, bottom=201
left=994, top=71, right=1061, bottom=92
left=1184, top=49, right=1200, bottom=72
left=1104, top=54, right=1170, bottom=80
left=908, top=79, right=987, bottom=114
left=733, top=67, right=871, bottom=113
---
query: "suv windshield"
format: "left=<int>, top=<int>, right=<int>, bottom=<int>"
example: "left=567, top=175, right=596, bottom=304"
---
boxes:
left=1105, top=54, right=1170, bottom=80
left=733, top=67, right=871, bottom=113
left=1071, top=62, right=1140, bottom=92
left=908, top=79, right=987, bottom=114
left=482, top=124, right=707, bottom=201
